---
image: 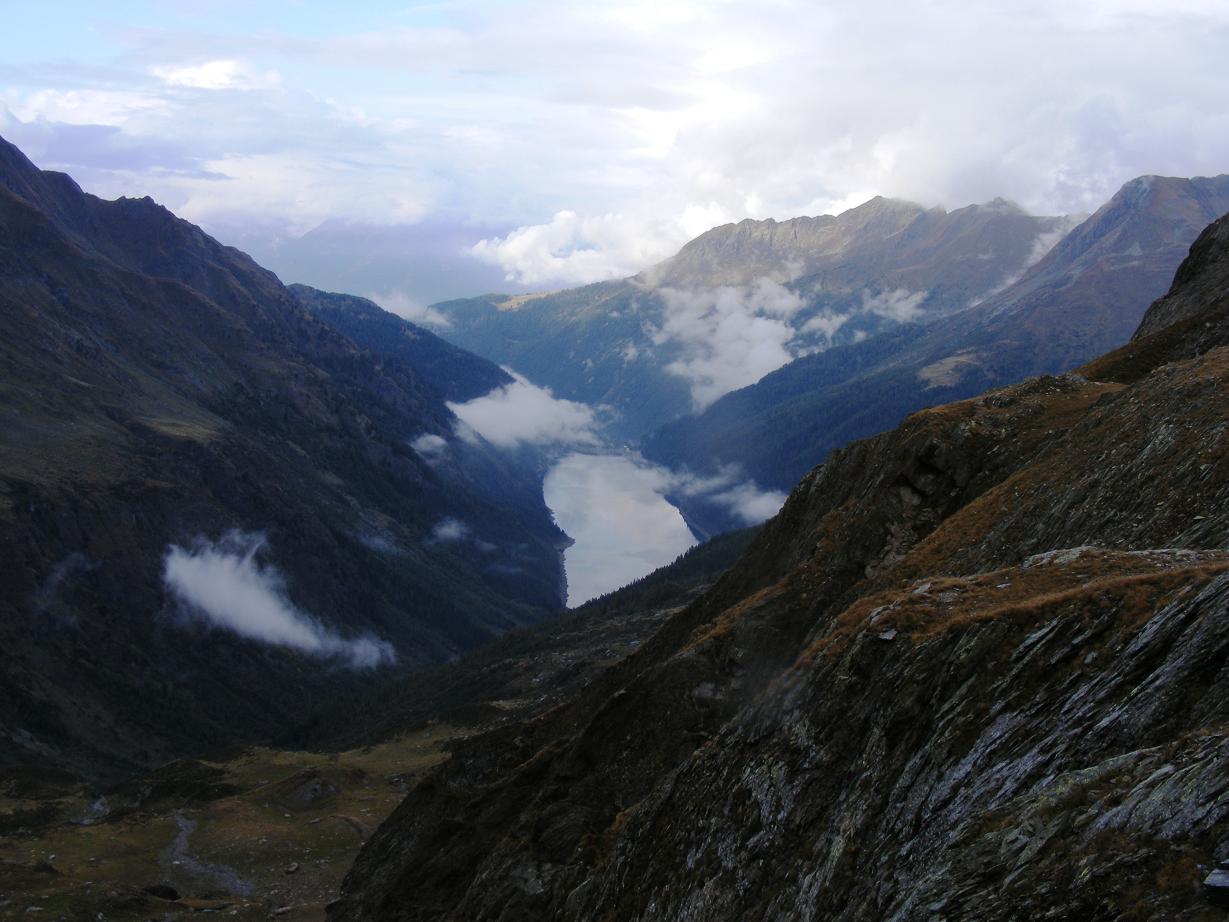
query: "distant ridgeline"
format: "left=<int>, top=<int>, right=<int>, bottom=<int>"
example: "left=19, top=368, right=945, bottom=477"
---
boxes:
left=431, top=177, right=1229, bottom=535
left=0, top=136, right=568, bottom=780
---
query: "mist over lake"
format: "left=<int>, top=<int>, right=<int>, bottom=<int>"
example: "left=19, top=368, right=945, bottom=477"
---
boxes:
left=543, top=453, right=696, bottom=606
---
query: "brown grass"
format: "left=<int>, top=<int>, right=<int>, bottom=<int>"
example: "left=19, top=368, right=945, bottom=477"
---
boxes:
left=799, top=552, right=1229, bottom=664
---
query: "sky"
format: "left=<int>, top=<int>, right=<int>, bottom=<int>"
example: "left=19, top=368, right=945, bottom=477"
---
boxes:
left=3, top=0, right=1228, bottom=303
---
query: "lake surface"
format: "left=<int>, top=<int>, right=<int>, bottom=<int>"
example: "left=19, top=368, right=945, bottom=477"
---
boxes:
left=543, top=453, right=697, bottom=606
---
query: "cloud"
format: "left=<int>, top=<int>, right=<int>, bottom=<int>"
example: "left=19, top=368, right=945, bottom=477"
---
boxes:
left=860, top=288, right=928, bottom=323
left=668, top=465, right=786, bottom=525
left=472, top=203, right=732, bottom=286
left=801, top=310, right=852, bottom=339
left=151, top=60, right=281, bottom=91
left=542, top=452, right=784, bottom=605
left=430, top=517, right=469, bottom=543
left=5, top=1, right=1229, bottom=299
left=707, top=481, right=788, bottom=524
left=368, top=290, right=452, bottom=328
left=162, top=532, right=395, bottom=668
left=410, top=432, right=449, bottom=462
left=655, top=279, right=804, bottom=409
left=447, top=371, right=600, bottom=449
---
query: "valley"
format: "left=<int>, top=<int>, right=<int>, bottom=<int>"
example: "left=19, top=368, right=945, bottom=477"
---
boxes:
left=2, top=116, right=1228, bottom=922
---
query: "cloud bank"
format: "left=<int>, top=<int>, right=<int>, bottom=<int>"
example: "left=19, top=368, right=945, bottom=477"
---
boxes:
left=368, top=290, right=452, bottom=328
left=163, top=532, right=395, bottom=668
left=447, top=372, right=600, bottom=449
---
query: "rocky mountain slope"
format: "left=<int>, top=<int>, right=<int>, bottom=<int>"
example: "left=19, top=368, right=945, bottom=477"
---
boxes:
left=287, top=284, right=512, bottom=403
left=644, top=174, right=1229, bottom=533
left=0, top=137, right=567, bottom=780
left=433, top=197, right=1072, bottom=440
left=331, top=213, right=1229, bottom=921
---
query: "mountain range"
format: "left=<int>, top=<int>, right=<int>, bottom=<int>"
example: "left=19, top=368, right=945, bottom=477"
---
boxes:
left=434, top=197, right=1075, bottom=441
left=331, top=202, right=1229, bottom=922
left=644, top=174, right=1229, bottom=532
left=2, top=129, right=1229, bottom=921
left=0, top=136, right=567, bottom=779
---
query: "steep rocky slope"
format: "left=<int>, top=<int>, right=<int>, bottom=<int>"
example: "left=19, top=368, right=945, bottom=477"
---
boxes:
left=287, top=284, right=513, bottom=403
left=0, top=137, right=566, bottom=779
left=644, top=175, right=1229, bottom=522
left=434, top=197, right=1071, bottom=440
left=332, top=215, right=1229, bottom=921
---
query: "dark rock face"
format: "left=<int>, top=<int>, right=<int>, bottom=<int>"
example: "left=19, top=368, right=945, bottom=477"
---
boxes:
left=1133, top=212, right=1229, bottom=340
left=331, top=215, right=1229, bottom=920
left=287, top=284, right=513, bottom=403
left=0, top=136, right=566, bottom=779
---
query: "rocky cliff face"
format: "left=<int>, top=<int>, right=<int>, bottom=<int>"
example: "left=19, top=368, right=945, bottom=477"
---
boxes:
left=0, top=137, right=566, bottom=779
left=332, top=216, right=1229, bottom=920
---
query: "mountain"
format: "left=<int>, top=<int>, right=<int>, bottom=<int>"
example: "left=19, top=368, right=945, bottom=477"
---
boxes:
left=287, top=284, right=512, bottom=402
left=331, top=212, right=1229, bottom=922
left=0, top=136, right=567, bottom=780
left=644, top=174, right=1229, bottom=533
left=433, top=197, right=1073, bottom=441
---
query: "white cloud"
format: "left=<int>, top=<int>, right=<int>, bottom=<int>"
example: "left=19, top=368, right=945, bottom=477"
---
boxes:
left=656, top=279, right=804, bottom=409
left=163, top=532, right=395, bottom=668
left=801, top=310, right=852, bottom=339
left=3, top=88, right=169, bottom=127
left=707, top=481, right=787, bottom=524
left=447, top=371, right=600, bottom=449
left=667, top=465, right=786, bottom=525
left=151, top=60, right=281, bottom=91
left=860, top=288, right=928, bottom=323
left=471, top=203, right=732, bottom=286
left=410, top=432, right=449, bottom=462
left=430, top=517, right=469, bottom=543
left=368, top=290, right=452, bottom=328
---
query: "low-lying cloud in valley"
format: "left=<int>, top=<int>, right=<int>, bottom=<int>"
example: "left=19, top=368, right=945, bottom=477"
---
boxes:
left=655, top=278, right=805, bottom=409
left=670, top=466, right=788, bottom=525
left=448, top=371, right=600, bottom=449
left=163, top=531, right=395, bottom=668
left=860, top=288, right=928, bottom=323
left=369, top=290, right=452, bottom=328
left=410, top=432, right=449, bottom=463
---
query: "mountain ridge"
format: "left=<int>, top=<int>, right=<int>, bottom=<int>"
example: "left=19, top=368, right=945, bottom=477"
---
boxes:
left=431, top=194, right=1074, bottom=441
left=642, top=173, right=1229, bottom=533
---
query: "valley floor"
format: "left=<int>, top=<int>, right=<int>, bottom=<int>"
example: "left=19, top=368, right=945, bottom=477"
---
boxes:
left=0, top=730, right=457, bottom=921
